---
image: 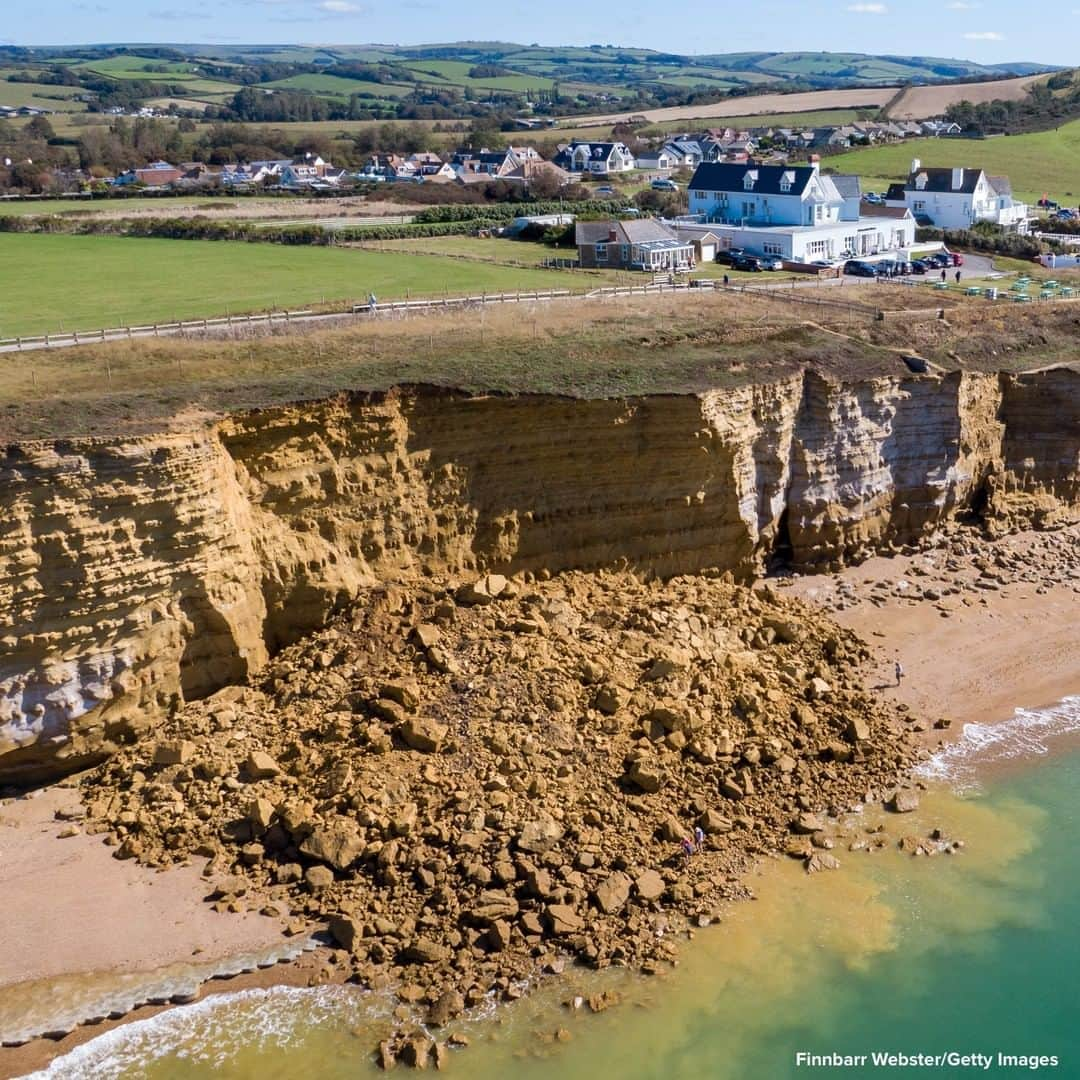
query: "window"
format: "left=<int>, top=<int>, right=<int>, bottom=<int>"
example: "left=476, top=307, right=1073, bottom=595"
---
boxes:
left=763, top=241, right=783, bottom=256
left=596, top=243, right=607, bottom=261
left=621, top=244, right=630, bottom=262
left=913, top=200, right=926, bottom=212
left=807, top=239, right=828, bottom=257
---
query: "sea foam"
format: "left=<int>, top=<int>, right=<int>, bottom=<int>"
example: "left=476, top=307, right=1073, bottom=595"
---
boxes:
left=915, top=696, right=1080, bottom=790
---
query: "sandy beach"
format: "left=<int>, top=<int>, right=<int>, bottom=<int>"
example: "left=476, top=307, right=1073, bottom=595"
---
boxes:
left=1, top=525, right=1077, bottom=1079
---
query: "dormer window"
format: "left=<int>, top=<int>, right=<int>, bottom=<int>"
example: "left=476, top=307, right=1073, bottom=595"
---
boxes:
left=780, top=170, right=795, bottom=192
left=743, top=169, right=758, bottom=190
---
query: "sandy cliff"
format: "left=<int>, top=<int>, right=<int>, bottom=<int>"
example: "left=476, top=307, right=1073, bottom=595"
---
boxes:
left=2, top=367, right=1077, bottom=784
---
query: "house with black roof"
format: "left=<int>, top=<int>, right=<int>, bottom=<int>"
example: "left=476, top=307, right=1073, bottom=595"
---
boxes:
left=552, top=141, right=635, bottom=176
left=883, top=158, right=1029, bottom=233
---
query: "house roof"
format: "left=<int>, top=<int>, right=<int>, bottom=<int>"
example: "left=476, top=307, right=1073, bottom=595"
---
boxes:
left=860, top=202, right=913, bottom=219
left=987, top=175, right=1012, bottom=197
left=885, top=182, right=906, bottom=201
left=830, top=173, right=861, bottom=199
left=905, top=167, right=983, bottom=194
left=575, top=218, right=678, bottom=245
left=688, top=162, right=820, bottom=197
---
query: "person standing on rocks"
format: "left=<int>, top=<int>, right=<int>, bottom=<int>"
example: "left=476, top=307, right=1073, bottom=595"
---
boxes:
left=681, top=837, right=695, bottom=864
left=694, top=826, right=705, bottom=853
left=895, top=660, right=904, bottom=686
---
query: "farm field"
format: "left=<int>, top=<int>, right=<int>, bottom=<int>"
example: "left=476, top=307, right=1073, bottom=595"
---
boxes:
left=0, top=81, right=87, bottom=111
left=562, top=87, right=899, bottom=128
left=819, top=119, right=1080, bottom=204
left=0, top=232, right=589, bottom=337
left=886, top=74, right=1048, bottom=120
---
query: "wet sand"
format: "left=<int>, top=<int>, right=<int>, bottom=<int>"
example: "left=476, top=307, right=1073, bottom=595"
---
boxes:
left=2, top=527, right=1077, bottom=1078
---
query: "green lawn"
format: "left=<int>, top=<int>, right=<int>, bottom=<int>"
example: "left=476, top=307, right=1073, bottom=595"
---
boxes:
left=0, top=233, right=588, bottom=337
left=818, top=121, right=1080, bottom=205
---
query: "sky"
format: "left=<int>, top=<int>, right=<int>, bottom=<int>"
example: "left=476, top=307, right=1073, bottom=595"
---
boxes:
left=3, top=0, right=1069, bottom=65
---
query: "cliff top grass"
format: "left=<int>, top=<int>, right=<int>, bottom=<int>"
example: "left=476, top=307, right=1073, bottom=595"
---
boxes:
left=2, top=288, right=1078, bottom=442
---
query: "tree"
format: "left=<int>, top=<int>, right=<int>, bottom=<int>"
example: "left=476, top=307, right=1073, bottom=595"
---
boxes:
left=25, top=114, right=55, bottom=142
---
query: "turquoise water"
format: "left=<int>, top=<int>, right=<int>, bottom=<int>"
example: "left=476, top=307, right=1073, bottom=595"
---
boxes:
left=33, top=701, right=1080, bottom=1080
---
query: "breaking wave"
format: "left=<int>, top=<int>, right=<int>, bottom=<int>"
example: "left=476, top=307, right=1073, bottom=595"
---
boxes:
left=28, top=985, right=387, bottom=1080
left=915, top=696, right=1080, bottom=790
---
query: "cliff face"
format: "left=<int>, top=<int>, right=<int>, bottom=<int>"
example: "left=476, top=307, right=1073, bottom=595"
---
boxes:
left=2, top=368, right=1077, bottom=784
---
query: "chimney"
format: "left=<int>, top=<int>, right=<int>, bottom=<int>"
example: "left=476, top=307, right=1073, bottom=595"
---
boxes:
left=809, top=154, right=820, bottom=172
left=910, top=157, right=921, bottom=174
left=608, top=226, right=618, bottom=242
left=951, top=167, right=964, bottom=191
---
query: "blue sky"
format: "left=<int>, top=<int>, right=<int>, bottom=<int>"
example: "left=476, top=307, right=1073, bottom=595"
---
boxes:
left=5, top=0, right=1067, bottom=64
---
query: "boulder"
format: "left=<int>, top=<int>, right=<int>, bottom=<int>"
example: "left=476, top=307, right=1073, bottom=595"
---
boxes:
left=473, top=890, right=520, bottom=922
left=399, top=1036, right=434, bottom=1069
left=246, top=797, right=275, bottom=831
left=412, top=623, right=442, bottom=649
left=399, top=717, right=448, bottom=753
left=593, top=684, right=627, bottom=716
left=642, top=705, right=694, bottom=735
left=791, top=812, right=825, bottom=835
left=625, top=759, right=664, bottom=794
left=328, top=914, right=362, bottom=951
left=402, top=937, right=450, bottom=965
left=518, top=816, right=564, bottom=854
left=153, top=740, right=195, bottom=766
left=455, top=574, right=508, bottom=606
left=846, top=716, right=871, bottom=744
left=592, top=871, right=631, bottom=915
left=890, top=789, right=920, bottom=813
left=244, top=751, right=281, bottom=780
left=634, top=869, right=666, bottom=902
left=719, top=778, right=745, bottom=801
left=299, top=819, right=365, bottom=870
left=805, top=852, right=841, bottom=873
left=486, top=919, right=512, bottom=952
left=428, top=989, right=465, bottom=1026
left=698, top=809, right=733, bottom=835
left=546, top=904, right=584, bottom=935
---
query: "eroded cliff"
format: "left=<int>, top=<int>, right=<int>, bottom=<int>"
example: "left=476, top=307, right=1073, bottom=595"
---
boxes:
left=2, top=367, right=1077, bottom=783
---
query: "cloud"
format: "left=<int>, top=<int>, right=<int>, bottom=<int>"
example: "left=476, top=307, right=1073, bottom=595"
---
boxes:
left=963, top=30, right=1005, bottom=39
left=150, top=6, right=212, bottom=18
left=317, top=0, right=362, bottom=10
left=847, top=2, right=887, bottom=11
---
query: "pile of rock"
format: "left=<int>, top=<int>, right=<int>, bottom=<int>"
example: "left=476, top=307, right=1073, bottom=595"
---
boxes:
left=79, top=568, right=917, bottom=1060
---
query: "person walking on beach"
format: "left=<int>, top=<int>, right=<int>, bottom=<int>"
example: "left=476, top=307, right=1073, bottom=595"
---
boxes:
left=694, top=826, right=705, bottom=853
left=895, top=660, right=904, bottom=686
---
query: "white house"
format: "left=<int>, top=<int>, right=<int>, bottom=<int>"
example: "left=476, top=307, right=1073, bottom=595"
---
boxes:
left=635, top=148, right=678, bottom=171
left=885, top=159, right=1029, bottom=233
left=684, top=160, right=915, bottom=262
left=552, top=141, right=635, bottom=175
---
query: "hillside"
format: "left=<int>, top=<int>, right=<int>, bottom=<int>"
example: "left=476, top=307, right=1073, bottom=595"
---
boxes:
left=886, top=74, right=1050, bottom=120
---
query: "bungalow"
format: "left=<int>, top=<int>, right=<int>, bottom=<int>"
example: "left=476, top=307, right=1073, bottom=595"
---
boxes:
left=885, top=159, right=1029, bottom=232
left=663, top=139, right=706, bottom=169
left=635, top=148, right=678, bottom=171
left=576, top=219, right=694, bottom=271
left=552, top=141, right=635, bottom=175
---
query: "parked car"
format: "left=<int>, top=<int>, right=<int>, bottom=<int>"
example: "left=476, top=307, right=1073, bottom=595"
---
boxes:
left=715, top=247, right=746, bottom=265
left=595, top=185, right=615, bottom=195
left=863, top=193, right=883, bottom=205
left=925, top=253, right=950, bottom=268
left=756, top=255, right=784, bottom=271
left=730, top=253, right=764, bottom=272
left=909, top=260, right=930, bottom=275
left=949, top=252, right=964, bottom=267
left=651, top=178, right=678, bottom=191
left=1053, top=208, right=1077, bottom=221
left=844, top=260, right=877, bottom=277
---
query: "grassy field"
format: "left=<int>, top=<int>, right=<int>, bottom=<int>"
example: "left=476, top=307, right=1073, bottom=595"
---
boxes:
left=0, top=233, right=598, bottom=337
left=819, top=121, right=1080, bottom=204
left=0, top=81, right=87, bottom=111
left=887, top=74, right=1048, bottom=121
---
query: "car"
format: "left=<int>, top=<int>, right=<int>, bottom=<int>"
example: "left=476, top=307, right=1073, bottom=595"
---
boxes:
left=595, top=185, right=615, bottom=195
left=756, top=256, right=784, bottom=270
left=651, top=178, right=678, bottom=191
left=619, top=206, right=641, bottom=215
left=925, top=253, right=950, bottom=268
left=909, top=260, right=930, bottom=275
left=730, top=254, right=764, bottom=272
left=863, top=193, right=883, bottom=205
left=715, top=247, right=746, bottom=265
left=1054, top=208, right=1077, bottom=221
left=844, top=260, right=877, bottom=277
left=949, top=252, right=964, bottom=267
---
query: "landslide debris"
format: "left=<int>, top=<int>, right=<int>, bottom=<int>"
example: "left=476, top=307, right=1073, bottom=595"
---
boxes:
left=80, top=570, right=916, bottom=1010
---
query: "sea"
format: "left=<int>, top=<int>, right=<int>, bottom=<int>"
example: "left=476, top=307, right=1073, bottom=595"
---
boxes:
left=26, top=696, right=1080, bottom=1080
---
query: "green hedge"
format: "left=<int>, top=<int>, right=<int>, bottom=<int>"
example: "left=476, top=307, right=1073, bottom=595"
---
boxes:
left=915, top=226, right=1043, bottom=260
left=414, top=199, right=626, bottom=223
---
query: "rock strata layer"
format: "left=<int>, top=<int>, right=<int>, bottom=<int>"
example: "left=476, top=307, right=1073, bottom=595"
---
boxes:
left=2, top=370, right=1078, bottom=783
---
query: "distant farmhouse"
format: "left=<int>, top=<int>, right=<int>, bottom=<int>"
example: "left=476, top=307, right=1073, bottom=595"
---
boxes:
left=885, top=159, right=1030, bottom=233
left=682, top=160, right=916, bottom=263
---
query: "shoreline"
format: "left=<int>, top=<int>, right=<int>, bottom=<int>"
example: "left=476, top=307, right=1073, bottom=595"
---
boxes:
left=2, top=526, right=1077, bottom=1078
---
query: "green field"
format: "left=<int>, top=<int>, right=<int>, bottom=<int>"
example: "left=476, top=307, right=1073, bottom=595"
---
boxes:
left=818, top=121, right=1080, bottom=204
left=0, top=81, right=87, bottom=111
left=0, top=233, right=587, bottom=337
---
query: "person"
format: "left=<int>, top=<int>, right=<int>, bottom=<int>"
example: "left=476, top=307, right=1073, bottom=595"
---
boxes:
left=694, top=825, right=705, bottom=853
left=722, top=273, right=730, bottom=287
left=940, top=268, right=947, bottom=283
left=955, top=269, right=962, bottom=285
left=368, top=292, right=377, bottom=314
left=680, top=837, right=694, bottom=864
left=895, top=660, right=904, bottom=686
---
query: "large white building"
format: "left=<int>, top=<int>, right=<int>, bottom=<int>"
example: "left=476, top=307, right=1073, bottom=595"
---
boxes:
left=685, top=161, right=916, bottom=263
left=885, top=160, right=1029, bottom=233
